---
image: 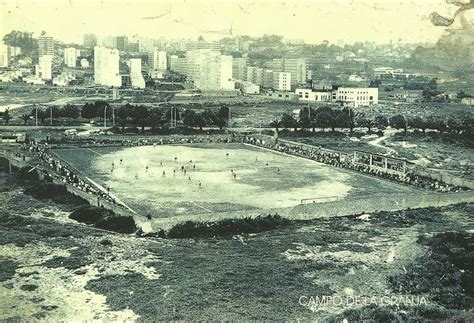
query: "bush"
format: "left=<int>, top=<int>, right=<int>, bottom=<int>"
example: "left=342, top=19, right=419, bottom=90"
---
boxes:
left=17, top=166, right=40, bottom=181
left=69, top=205, right=114, bottom=224
left=388, top=231, right=474, bottom=310
left=94, top=216, right=137, bottom=234
left=166, top=213, right=291, bottom=239
left=69, top=205, right=137, bottom=234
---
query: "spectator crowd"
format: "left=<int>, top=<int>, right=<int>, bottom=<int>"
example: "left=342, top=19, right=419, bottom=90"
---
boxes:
left=244, top=137, right=468, bottom=193
left=22, top=141, right=123, bottom=207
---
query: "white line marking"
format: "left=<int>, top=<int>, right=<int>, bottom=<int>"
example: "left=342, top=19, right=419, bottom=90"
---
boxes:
left=86, top=148, right=103, bottom=156
left=85, top=176, right=137, bottom=214
left=190, top=201, right=213, bottom=213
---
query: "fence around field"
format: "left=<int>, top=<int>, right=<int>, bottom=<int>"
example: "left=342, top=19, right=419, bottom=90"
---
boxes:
left=150, top=190, right=474, bottom=229
left=289, top=190, right=474, bottom=219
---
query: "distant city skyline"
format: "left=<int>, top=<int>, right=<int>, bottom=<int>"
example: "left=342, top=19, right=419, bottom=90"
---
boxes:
left=0, top=0, right=470, bottom=45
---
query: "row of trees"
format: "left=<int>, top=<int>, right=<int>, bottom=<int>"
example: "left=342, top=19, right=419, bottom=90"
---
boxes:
left=2, top=30, right=38, bottom=58
left=5, top=101, right=233, bottom=130
left=270, top=106, right=473, bottom=136
left=84, top=102, right=232, bottom=131
left=270, top=106, right=355, bottom=132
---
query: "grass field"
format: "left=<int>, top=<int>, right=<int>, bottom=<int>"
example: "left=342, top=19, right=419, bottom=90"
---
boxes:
left=53, top=143, right=420, bottom=219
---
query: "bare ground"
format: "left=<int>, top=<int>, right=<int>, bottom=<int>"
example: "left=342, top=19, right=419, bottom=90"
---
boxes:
left=0, top=170, right=473, bottom=321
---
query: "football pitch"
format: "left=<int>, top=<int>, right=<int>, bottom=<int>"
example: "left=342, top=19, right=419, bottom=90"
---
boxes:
left=53, top=143, right=420, bottom=219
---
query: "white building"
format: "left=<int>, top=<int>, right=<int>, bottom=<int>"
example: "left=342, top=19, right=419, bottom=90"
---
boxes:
left=38, top=55, right=53, bottom=80
left=185, top=50, right=234, bottom=90
left=241, top=81, right=260, bottom=94
left=232, top=57, right=248, bottom=81
left=150, top=50, right=167, bottom=78
left=0, top=43, right=8, bottom=68
left=23, top=75, right=45, bottom=85
left=373, top=67, right=405, bottom=78
left=169, top=55, right=188, bottom=74
left=272, top=58, right=307, bottom=84
left=332, top=87, right=378, bottom=107
left=273, top=72, right=291, bottom=91
left=64, top=47, right=79, bottom=68
left=461, top=97, right=474, bottom=106
left=53, top=71, right=76, bottom=86
left=296, top=88, right=332, bottom=102
left=38, top=35, right=54, bottom=56
left=80, top=58, right=90, bottom=68
left=129, top=58, right=145, bottom=89
left=94, top=46, right=121, bottom=87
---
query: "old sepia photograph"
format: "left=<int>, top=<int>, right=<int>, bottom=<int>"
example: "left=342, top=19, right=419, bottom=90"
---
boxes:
left=0, top=0, right=473, bottom=321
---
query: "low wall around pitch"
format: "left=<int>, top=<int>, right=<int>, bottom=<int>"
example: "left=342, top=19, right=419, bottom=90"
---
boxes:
left=289, top=191, right=474, bottom=219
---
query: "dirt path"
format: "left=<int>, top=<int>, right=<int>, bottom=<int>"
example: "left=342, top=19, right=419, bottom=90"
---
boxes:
left=367, top=129, right=397, bottom=155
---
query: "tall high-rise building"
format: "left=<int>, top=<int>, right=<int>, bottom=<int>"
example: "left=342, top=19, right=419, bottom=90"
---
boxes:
left=150, top=50, right=167, bottom=78
left=0, top=43, right=9, bottom=68
left=272, top=58, right=307, bottom=85
left=83, top=34, right=97, bottom=48
left=129, top=58, right=145, bottom=89
left=38, top=35, right=54, bottom=56
left=184, top=40, right=220, bottom=51
left=115, top=36, right=128, bottom=51
left=94, top=46, right=121, bottom=87
left=64, top=47, right=79, bottom=67
left=138, top=38, right=154, bottom=53
left=232, top=57, right=248, bottom=80
left=262, top=69, right=274, bottom=88
left=154, top=51, right=167, bottom=70
left=185, top=50, right=234, bottom=90
left=38, top=55, right=53, bottom=80
left=273, top=72, right=291, bottom=91
left=169, top=55, right=188, bottom=75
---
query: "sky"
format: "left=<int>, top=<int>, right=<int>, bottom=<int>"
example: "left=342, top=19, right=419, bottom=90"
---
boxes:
left=0, top=0, right=467, bottom=44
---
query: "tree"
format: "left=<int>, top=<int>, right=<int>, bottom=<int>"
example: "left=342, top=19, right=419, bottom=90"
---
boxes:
left=426, top=116, right=446, bottom=133
left=20, top=113, right=30, bottom=125
left=298, top=107, right=313, bottom=130
left=446, top=118, right=462, bottom=134
left=81, top=103, right=97, bottom=119
left=457, top=90, right=471, bottom=99
left=194, top=113, right=207, bottom=131
left=3, top=30, right=37, bottom=57
left=148, top=108, right=163, bottom=130
left=269, top=119, right=282, bottom=134
left=2, top=108, right=12, bottom=124
left=116, top=104, right=132, bottom=130
left=357, top=117, right=374, bottom=133
left=130, top=105, right=149, bottom=131
left=202, top=109, right=216, bottom=128
left=369, top=79, right=382, bottom=88
left=314, top=107, right=335, bottom=131
left=30, top=107, right=46, bottom=124
left=374, top=115, right=388, bottom=130
left=389, top=114, right=407, bottom=133
left=93, top=101, right=111, bottom=119
left=280, top=113, right=297, bottom=131
left=182, top=109, right=197, bottom=128
left=163, top=106, right=181, bottom=125
left=63, top=104, right=80, bottom=119
left=408, top=116, right=426, bottom=132
left=335, top=109, right=351, bottom=131
left=217, top=106, right=230, bottom=121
